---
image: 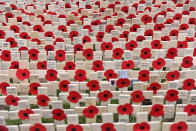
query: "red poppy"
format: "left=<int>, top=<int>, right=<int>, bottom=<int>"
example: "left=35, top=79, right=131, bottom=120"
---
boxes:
left=121, top=6, right=129, bottom=13
left=144, top=29, right=153, bottom=37
left=179, top=24, right=189, bottom=30
left=87, top=80, right=100, bottom=91
left=184, top=104, right=196, bottom=116
left=5, top=12, right=14, bottom=22
left=127, top=14, right=136, bottom=19
left=37, top=61, right=47, bottom=70
left=45, top=45, right=54, bottom=52
left=131, top=90, right=145, bottom=103
left=83, top=25, right=93, bottom=33
left=0, top=82, right=10, bottom=95
left=173, top=13, right=182, bottom=20
left=33, top=25, right=44, bottom=32
left=115, top=18, right=125, bottom=26
left=45, top=69, right=58, bottom=81
left=10, top=25, right=20, bottom=33
left=52, top=109, right=66, bottom=120
left=186, top=37, right=194, bottom=42
left=182, top=79, right=195, bottom=90
left=133, top=122, right=150, bottom=131
left=57, top=25, right=67, bottom=32
left=105, top=25, right=115, bottom=33
left=18, top=109, right=34, bottom=120
left=19, top=32, right=31, bottom=39
left=151, top=40, right=162, bottom=49
left=91, top=20, right=101, bottom=25
left=98, top=90, right=113, bottom=102
left=0, top=125, right=8, bottom=131
left=66, top=124, right=83, bottom=131
left=83, top=105, right=99, bottom=118
left=69, top=31, right=79, bottom=40
left=166, top=48, right=178, bottom=59
left=44, top=31, right=54, bottom=38
left=129, top=24, right=140, bottom=32
left=125, top=40, right=138, bottom=51
left=67, top=91, right=82, bottom=103
left=101, top=42, right=113, bottom=51
left=96, top=32, right=105, bottom=42
left=141, top=15, right=152, bottom=24
left=10, top=61, right=19, bottom=69
left=59, top=80, right=70, bottom=92
left=74, top=44, right=83, bottom=54
left=177, top=41, right=188, bottom=48
left=5, top=95, right=20, bottom=106
left=104, top=69, right=118, bottom=80
left=117, top=103, right=133, bottom=115
left=28, top=49, right=39, bottom=60
left=1, top=50, right=11, bottom=61
left=116, top=78, right=130, bottom=88
left=166, top=71, right=180, bottom=81
left=169, top=30, right=179, bottom=37
left=161, top=36, right=170, bottom=41
left=30, top=123, right=46, bottom=131
left=154, top=23, right=165, bottom=31
left=0, top=30, right=5, bottom=39
left=16, top=69, right=30, bottom=81
left=120, top=31, right=129, bottom=41
left=112, top=48, right=124, bottom=59
left=112, top=37, right=119, bottom=42
left=170, top=121, right=188, bottom=131
left=36, top=94, right=50, bottom=106
left=53, top=38, right=64, bottom=45
left=121, top=60, right=134, bottom=69
left=82, top=36, right=91, bottom=44
left=149, top=104, right=164, bottom=117
left=29, top=82, right=41, bottom=95
left=152, top=58, right=165, bottom=70
left=31, top=38, right=41, bottom=45
left=55, top=50, right=65, bottom=61
left=140, top=48, right=151, bottom=59
left=83, top=49, right=93, bottom=60
left=138, top=70, right=150, bottom=82
left=189, top=18, right=195, bottom=24
left=101, top=123, right=116, bottom=131
left=64, top=61, right=76, bottom=70
left=6, top=37, right=17, bottom=48
left=74, top=69, right=87, bottom=82
left=22, top=21, right=31, bottom=26
left=147, top=83, right=161, bottom=94
left=92, top=60, right=104, bottom=71
left=181, top=56, right=193, bottom=68
left=165, top=89, right=179, bottom=102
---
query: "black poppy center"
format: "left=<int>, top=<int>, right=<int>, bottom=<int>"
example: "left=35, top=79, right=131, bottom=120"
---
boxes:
left=122, top=107, right=127, bottom=111
left=187, top=83, right=191, bottom=86
left=11, top=99, right=16, bottom=102
left=89, top=109, right=93, bottom=113
left=72, top=128, right=76, bottom=131
left=140, top=126, right=145, bottom=130
left=22, top=73, right=26, bottom=76
left=35, top=128, right=40, bottom=131
left=191, top=108, right=195, bottom=112
left=155, top=108, right=160, bottom=112
left=177, top=126, right=182, bottom=130
left=103, top=94, right=108, bottom=97
left=23, top=113, right=28, bottom=116
left=50, top=73, right=54, bottom=77
left=157, top=61, right=161, bottom=65
left=56, top=113, right=61, bottom=116
left=135, top=94, right=140, bottom=98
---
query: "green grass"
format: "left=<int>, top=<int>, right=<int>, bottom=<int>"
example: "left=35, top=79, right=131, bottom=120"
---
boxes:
left=129, top=115, right=136, bottom=123
left=111, top=99, right=119, bottom=104
left=79, top=116, right=86, bottom=124
left=63, top=103, right=70, bottom=109
left=42, top=118, right=54, bottom=123
left=6, top=119, right=22, bottom=125
left=96, top=115, right=102, bottom=123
